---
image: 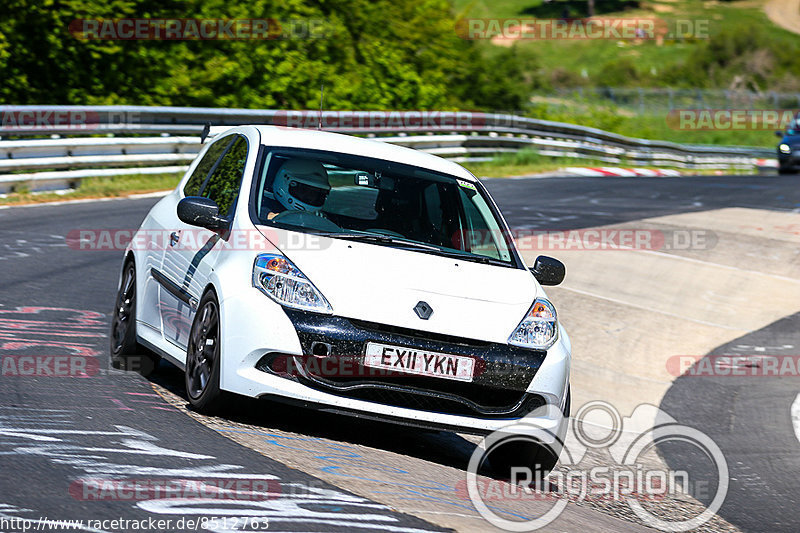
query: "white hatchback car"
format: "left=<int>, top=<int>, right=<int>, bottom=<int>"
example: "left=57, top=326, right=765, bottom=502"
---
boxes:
left=111, top=125, right=571, bottom=472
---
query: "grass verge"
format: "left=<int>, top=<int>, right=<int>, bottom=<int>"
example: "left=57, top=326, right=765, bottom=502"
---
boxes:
left=462, top=149, right=691, bottom=177
left=0, top=153, right=759, bottom=206
left=0, top=172, right=183, bottom=206
left=526, top=100, right=778, bottom=148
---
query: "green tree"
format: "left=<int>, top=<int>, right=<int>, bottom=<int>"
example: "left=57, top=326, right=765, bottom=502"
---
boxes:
left=0, top=0, right=539, bottom=110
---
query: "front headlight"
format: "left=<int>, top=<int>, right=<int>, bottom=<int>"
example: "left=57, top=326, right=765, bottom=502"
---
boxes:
left=779, top=143, right=791, bottom=153
left=252, top=254, right=332, bottom=313
left=508, top=299, right=558, bottom=349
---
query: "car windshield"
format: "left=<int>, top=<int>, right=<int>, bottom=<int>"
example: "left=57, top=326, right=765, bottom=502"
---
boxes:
left=252, top=148, right=516, bottom=266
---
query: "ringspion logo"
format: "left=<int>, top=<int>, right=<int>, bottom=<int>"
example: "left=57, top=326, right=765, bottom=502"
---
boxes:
left=465, top=402, right=728, bottom=531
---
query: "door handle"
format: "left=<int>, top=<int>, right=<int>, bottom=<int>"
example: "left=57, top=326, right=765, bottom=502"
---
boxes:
left=169, top=232, right=180, bottom=247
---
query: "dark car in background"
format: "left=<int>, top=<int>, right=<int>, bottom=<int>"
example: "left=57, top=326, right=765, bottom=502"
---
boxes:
left=776, top=126, right=800, bottom=174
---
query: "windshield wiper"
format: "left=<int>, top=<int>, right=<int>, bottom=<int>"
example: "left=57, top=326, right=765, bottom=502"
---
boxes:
left=316, top=232, right=441, bottom=251
left=429, top=248, right=510, bottom=267
left=318, top=231, right=511, bottom=266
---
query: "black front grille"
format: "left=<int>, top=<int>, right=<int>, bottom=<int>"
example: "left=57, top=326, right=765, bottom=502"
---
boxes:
left=257, top=352, right=546, bottom=418
left=258, top=309, right=549, bottom=420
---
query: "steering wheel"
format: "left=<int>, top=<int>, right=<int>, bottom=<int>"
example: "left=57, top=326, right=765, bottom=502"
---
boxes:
left=366, top=228, right=406, bottom=238
left=271, top=210, right=342, bottom=232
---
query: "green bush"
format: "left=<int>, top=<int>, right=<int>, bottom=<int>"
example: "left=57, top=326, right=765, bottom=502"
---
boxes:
left=0, top=0, right=540, bottom=111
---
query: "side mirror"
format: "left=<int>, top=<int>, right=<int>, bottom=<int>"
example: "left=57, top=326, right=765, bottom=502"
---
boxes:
left=775, top=131, right=784, bottom=138
left=177, top=196, right=228, bottom=231
left=529, top=255, right=565, bottom=286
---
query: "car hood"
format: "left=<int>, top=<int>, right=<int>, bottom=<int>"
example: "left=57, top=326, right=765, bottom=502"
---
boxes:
left=258, top=227, right=539, bottom=344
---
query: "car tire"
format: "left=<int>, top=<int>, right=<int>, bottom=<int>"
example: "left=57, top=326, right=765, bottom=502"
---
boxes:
left=185, top=290, right=227, bottom=413
left=778, top=167, right=793, bottom=175
left=109, top=260, right=160, bottom=376
left=486, top=387, right=571, bottom=481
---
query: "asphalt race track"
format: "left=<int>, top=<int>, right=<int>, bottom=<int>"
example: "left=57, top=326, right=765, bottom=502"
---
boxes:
left=0, top=198, right=445, bottom=533
left=1, top=174, right=799, bottom=532
left=661, top=311, right=800, bottom=532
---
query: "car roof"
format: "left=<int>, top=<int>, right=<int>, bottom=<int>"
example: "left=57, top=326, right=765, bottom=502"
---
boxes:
left=245, top=125, right=478, bottom=182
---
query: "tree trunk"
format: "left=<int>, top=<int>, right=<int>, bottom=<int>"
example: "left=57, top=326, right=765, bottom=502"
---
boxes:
left=588, top=0, right=595, bottom=17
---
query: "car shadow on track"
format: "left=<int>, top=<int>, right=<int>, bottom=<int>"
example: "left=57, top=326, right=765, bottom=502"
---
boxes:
left=148, top=361, right=485, bottom=475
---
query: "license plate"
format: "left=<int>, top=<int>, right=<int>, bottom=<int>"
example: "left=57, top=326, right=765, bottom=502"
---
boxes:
left=363, top=342, right=475, bottom=382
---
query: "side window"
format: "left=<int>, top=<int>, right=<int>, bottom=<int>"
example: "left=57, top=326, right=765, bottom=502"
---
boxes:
left=202, top=136, right=248, bottom=217
left=183, top=136, right=234, bottom=197
left=458, top=187, right=511, bottom=261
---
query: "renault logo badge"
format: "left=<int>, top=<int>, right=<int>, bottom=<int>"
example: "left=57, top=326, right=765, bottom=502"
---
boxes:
left=414, top=301, right=433, bottom=320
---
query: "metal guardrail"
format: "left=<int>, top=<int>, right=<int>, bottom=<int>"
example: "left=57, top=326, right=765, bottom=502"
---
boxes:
left=0, top=106, right=777, bottom=193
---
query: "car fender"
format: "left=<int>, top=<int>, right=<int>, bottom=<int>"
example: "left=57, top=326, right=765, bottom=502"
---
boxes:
left=209, top=248, right=304, bottom=396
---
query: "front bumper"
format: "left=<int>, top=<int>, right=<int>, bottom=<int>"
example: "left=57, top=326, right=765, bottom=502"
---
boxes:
left=219, top=287, right=570, bottom=436
left=778, top=151, right=800, bottom=170
left=258, top=309, right=549, bottom=421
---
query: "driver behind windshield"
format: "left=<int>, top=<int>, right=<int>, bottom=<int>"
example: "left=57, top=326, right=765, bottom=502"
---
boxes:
left=264, top=158, right=331, bottom=220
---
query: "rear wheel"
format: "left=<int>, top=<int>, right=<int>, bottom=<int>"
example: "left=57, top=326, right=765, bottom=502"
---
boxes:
left=185, top=291, right=226, bottom=413
left=109, top=260, right=160, bottom=376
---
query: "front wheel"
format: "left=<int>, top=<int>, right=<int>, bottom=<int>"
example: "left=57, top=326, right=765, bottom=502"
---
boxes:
left=185, top=291, right=226, bottom=413
left=486, top=438, right=560, bottom=483
left=109, top=260, right=159, bottom=376
left=487, top=387, right=571, bottom=481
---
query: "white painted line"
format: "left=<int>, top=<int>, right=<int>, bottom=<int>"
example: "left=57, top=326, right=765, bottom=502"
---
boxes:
left=407, top=511, right=482, bottom=518
left=617, top=246, right=800, bottom=285
left=0, top=190, right=170, bottom=210
left=559, top=285, right=743, bottom=330
left=792, top=393, right=800, bottom=444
